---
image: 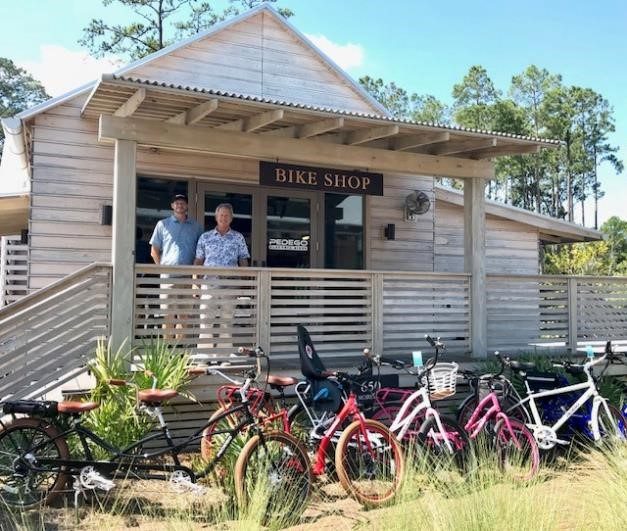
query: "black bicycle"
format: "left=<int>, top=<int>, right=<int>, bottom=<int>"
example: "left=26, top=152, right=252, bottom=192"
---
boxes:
left=0, top=347, right=312, bottom=517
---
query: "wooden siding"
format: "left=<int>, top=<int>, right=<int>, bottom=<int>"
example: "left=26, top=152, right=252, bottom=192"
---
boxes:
left=367, top=175, right=434, bottom=271
left=129, top=11, right=379, bottom=114
left=435, top=201, right=540, bottom=274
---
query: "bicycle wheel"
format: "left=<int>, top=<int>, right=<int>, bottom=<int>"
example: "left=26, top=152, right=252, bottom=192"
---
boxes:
left=335, top=419, right=404, bottom=507
left=200, top=406, right=245, bottom=461
left=595, top=403, right=627, bottom=442
left=0, top=417, right=69, bottom=508
left=415, top=415, right=471, bottom=471
left=287, top=404, right=315, bottom=444
left=495, top=418, right=539, bottom=482
left=234, top=431, right=312, bottom=526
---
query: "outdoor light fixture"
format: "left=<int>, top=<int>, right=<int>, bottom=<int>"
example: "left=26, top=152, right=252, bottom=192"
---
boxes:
left=384, top=223, right=396, bottom=241
left=101, top=204, right=113, bottom=226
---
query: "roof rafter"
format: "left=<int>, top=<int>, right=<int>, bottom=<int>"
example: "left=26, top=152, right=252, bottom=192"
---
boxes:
left=215, top=109, right=284, bottom=132
left=112, top=88, right=146, bottom=117
left=261, top=117, right=345, bottom=138
left=344, top=125, right=399, bottom=146
left=165, top=99, right=219, bottom=125
left=99, top=114, right=495, bottom=179
left=462, top=143, right=541, bottom=160
left=392, top=132, right=450, bottom=151
left=423, top=138, right=497, bottom=156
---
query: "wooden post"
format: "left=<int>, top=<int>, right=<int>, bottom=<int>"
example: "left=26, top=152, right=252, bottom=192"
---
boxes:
left=257, top=269, right=271, bottom=353
left=110, top=139, right=137, bottom=353
left=0, top=237, right=7, bottom=307
left=464, top=178, right=487, bottom=358
left=567, top=277, right=578, bottom=353
left=372, top=273, right=384, bottom=356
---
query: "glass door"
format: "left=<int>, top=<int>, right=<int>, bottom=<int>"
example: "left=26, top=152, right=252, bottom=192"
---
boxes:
left=200, top=185, right=255, bottom=261
left=198, top=184, right=322, bottom=267
left=265, top=194, right=314, bottom=268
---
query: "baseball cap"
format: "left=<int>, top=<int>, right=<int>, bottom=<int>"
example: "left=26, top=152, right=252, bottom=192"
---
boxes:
left=171, top=193, right=188, bottom=203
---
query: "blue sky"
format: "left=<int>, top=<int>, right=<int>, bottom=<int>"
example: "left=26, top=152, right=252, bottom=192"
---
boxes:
left=1, top=0, right=624, bottom=226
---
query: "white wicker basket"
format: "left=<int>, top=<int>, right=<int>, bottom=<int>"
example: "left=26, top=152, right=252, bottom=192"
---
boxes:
left=421, top=362, right=459, bottom=400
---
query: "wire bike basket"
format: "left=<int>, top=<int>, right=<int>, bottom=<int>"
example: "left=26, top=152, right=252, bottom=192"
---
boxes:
left=421, top=362, right=459, bottom=400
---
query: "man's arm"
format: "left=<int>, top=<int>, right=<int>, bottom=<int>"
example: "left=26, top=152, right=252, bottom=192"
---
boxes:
left=150, top=245, right=161, bottom=264
left=238, top=257, right=249, bottom=267
left=193, top=257, right=203, bottom=266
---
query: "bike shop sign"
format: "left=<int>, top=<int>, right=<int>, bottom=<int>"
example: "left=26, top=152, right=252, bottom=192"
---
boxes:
left=268, top=238, right=309, bottom=251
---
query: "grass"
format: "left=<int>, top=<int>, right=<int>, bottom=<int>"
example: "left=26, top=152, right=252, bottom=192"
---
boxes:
left=0, top=443, right=625, bottom=530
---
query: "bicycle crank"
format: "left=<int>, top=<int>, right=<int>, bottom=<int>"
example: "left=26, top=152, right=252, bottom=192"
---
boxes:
left=169, top=470, right=206, bottom=495
left=532, top=426, right=560, bottom=450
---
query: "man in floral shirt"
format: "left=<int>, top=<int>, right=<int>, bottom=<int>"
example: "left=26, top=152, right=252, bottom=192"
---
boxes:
left=194, top=203, right=250, bottom=351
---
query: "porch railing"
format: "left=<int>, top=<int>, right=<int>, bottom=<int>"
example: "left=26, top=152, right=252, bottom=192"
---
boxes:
left=134, top=265, right=471, bottom=363
left=0, top=235, right=28, bottom=307
left=135, top=265, right=627, bottom=360
left=0, top=263, right=112, bottom=401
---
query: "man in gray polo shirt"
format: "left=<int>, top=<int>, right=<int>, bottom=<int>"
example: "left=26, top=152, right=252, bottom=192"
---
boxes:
left=150, top=194, right=203, bottom=339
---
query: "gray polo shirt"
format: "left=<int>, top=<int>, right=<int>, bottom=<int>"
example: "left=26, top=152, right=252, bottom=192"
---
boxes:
left=149, top=215, right=203, bottom=265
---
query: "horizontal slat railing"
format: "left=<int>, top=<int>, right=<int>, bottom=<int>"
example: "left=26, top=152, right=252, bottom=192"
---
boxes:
left=487, top=274, right=627, bottom=353
left=0, top=236, right=28, bottom=307
left=0, top=263, right=112, bottom=401
left=135, top=266, right=627, bottom=360
left=382, top=273, right=471, bottom=355
left=576, top=276, right=627, bottom=341
left=134, top=265, right=471, bottom=364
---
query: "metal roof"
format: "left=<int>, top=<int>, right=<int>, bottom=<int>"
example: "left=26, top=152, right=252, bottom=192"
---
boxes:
left=435, top=186, right=602, bottom=243
left=82, top=74, right=560, bottom=161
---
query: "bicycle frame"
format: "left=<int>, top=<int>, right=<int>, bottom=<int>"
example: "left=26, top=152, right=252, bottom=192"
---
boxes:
left=516, top=377, right=618, bottom=442
left=311, top=392, right=367, bottom=476
left=388, top=387, right=454, bottom=453
left=504, top=352, right=622, bottom=443
left=13, top=399, right=257, bottom=483
left=464, top=391, right=522, bottom=449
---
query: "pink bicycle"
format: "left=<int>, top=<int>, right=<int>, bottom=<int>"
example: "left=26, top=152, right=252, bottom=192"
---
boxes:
left=461, top=353, right=540, bottom=481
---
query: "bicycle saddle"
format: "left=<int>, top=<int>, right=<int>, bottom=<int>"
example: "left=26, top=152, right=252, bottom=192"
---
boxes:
left=138, top=389, right=178, bottom=403
left=509, top=360, right=536, bottom=371
left=57, top=401, right=99, bottom=414
left=267, top=375, right=299, bottom=389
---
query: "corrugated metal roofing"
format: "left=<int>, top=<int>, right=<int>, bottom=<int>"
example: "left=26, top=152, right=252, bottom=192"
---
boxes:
left=109, top=74, right=561, bottom=146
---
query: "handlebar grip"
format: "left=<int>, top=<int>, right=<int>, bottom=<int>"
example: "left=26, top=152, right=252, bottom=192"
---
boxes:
left=424, top=335, right=436, bottom=347
left=237, top=346, right=257, bottom=357
left=187, top=367, right=207, bottom=376
left=108, top=379, right=127, bottom=386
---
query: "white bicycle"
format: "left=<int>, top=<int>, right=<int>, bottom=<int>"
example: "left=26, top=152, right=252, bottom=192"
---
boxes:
left=459, top=342, right=626, bottom=451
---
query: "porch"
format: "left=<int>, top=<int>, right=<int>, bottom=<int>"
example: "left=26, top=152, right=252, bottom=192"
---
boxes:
left=1, top=262, right=626, bottom=401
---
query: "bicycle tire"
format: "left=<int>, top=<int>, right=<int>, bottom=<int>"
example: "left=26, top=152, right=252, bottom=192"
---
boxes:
left=334, top=419, right=404, bottom=507
left=494, top=418, right=539, bottom=482
left=594, top=403, right=627, bottom=443
left=415, top=415, right=471, bottom=471
left=0, top=417, right=70, bottom=508
left=234, top=431, right=312, bottom=526
left=200, top=406, right=244, bottom=461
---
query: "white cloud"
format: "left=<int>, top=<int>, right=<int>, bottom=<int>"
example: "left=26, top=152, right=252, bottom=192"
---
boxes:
left=305, top=34, right=364, bottom=71
left=18, top=45, right=123, bottom=97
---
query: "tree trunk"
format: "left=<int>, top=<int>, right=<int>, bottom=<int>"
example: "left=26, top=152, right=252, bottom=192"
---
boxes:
left=566, top=133, right=573, bottom=222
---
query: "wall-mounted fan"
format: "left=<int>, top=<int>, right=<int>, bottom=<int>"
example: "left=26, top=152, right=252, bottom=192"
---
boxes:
left=405, top=191, right=431, bottom=220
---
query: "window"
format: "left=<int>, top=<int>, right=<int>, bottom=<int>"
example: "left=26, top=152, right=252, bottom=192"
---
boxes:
left=324, top=194, right=363, bottom=269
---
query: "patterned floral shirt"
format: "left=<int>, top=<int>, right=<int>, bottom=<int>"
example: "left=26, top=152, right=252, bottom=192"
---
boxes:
left=195, top=228, right=250, bottom=267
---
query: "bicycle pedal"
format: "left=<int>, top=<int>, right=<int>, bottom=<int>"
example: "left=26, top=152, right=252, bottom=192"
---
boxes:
left=169, top=470, right=205, bottom=495
left=78, top=466, right=115, bottom=492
